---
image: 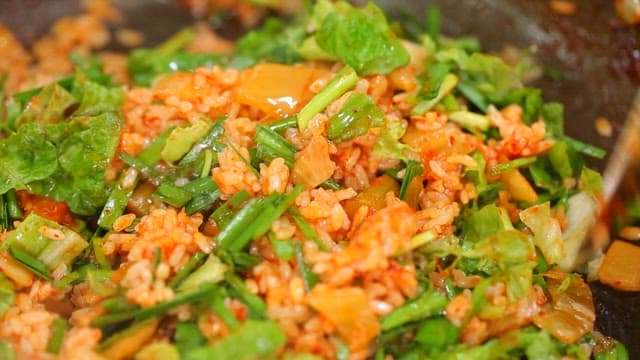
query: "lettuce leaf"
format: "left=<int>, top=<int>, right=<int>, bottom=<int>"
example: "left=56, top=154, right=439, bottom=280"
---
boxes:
left=15, top=83, right=77, bottom=126
left=0, top=123, right=59, bottom=194
left=372, top=121, right=417, bottom=162
left=313, top=1, right=410, bottom=75
left=25, top=112, right=121, bottom=215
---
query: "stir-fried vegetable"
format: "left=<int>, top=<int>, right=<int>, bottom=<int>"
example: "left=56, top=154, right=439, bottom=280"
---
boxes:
left=0, top=1, right=623, bottom=359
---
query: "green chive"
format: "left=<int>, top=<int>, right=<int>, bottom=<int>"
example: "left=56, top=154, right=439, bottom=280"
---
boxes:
left=399, top=160, right=424, bottom=200
left=297, top=66, right=358, bottom=131
left=137, top=127, right=174, bottom=166
left=294, top=243, right=318, bottom=292
left=153, top=182, right=193, bottom=207
left=98, top=168, right=139, bottom=230
left=266, top=116, right=298, bottom=132
left=255, top=125, right=297, bottom=167
left=487, top=157, right=537, bottom=177
left=8, top=247, right=51, bottom=281
left=46, top=317, right=67, bottom=354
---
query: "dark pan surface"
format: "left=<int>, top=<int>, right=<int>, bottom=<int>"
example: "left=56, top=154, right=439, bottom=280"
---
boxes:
left=1, top=0, right=639, bottom=357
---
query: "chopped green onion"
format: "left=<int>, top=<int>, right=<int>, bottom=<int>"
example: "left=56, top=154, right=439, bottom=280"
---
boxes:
left=426, top=7, right=441, bottom=45
left=327, top=93, right=384, bottom=143
left=91, top=235, right=112, bottom=270
left=179, top=118, right=225, bottom=166
left=5, top=190, right=22, bottom=220
left=563, top=136, right=606, bottom=159
left=153, top=182, right=193, bottom=208
left=119, top=153, right=162, bottom=180
left=200, top=149, right=214, bottom=178
left=247, top=187, right=303, bottom=246
left=288, top=208, right=327, bottom=251
left=46, top=317, right=67, bottom=354
left=209, top=190, right=250, bottom=228
left=169, top=252, right=206, bottom=289
left=178, top=254, right=227, bottom=292
left=269, top=232, right=295, bottom=261
left=320, top=179, right=342, bottom=190
left=8, top=247, right=51, bottom=281
left=223, top=135, right=260, bottom=177
left=53, top=271, right=81, bottom=289
left=209, top=288, right=239, bottom=329
left=216, top=197, right=269, bottom=251
left=297, top=66, right=358, bottom=131
left=399, top=160, right=424, bottom=200
left=98, top=168, right=139, bottom=229
left=266, top=116, right=298, bottom=132
left=93, top=283, right=218, bottom=327
left=294, top=243, right=318, bottom=292
left=0, top=194, right=10, bottom=232
left=255, top=125, right=297, bottom=167
left=137, top=127, right=174, bottom=166
left=175, top=321, right=207, bottom=355
left=487, top=157, right=537, bottom=177
left=447, top=111, right=490, bottom=132
left=226, top=273, right=267, bottom=319
left=379, top=289, right=448, bottom=331
left=4, top=214, right=88, bottom=273
left=457, top=81, right=488, bottom=113
left=225, top=251, right=260, bottom=270
left=102, top=297, right=137, bottom=314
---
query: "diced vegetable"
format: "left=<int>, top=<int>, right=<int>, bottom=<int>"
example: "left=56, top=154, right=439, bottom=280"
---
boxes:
left=598, top=240, right=640, bottom=291
left=500, top=169, right=538, bottom=203
left=448, top=110, right=489, bottom=132
left=100, top=318, right=160, bottom=360
left=235, top=63, right=328, bottom=118
left=533, top=270, right=595, bottom=344
left=307, top=286, right=380, bottom=350
left=343, top=174, right=399, bottom=217
left=519, top=202, right=565, bottom=265
left=135, top=342, right=180, bottom=360
left=558, top=192, right=598, bottom=271
left=0, top=251, right=34, bottom=288
left=293, top=136, right=336, bottom=189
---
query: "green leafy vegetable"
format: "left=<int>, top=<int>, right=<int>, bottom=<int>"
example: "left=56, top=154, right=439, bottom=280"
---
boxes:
left=312, top=1, right=409, bottom=75
left=372, top=121, right=417, bottom=162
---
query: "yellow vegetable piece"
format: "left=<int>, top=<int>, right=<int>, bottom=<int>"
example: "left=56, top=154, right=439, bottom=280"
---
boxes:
left=234, top=63, right=329, bottom=118
left=598, top=240, right=640, bottom=291
left=307, top=286, right=380, bottom=351
left=101, top=318, right=159, bottom=360
left=500, top=169, right=538, bottom=202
